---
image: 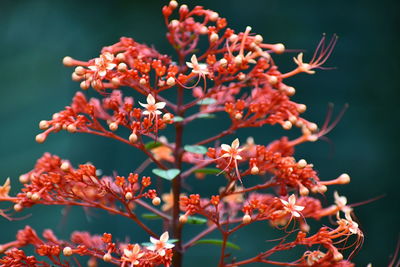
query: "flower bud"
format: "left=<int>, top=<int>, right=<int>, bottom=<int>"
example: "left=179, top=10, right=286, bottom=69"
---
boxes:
left=219, top=58, right=227, bottom=67
left=67, top=124, right=76, bottom=133
left=337, top=173, right=351, bottom=184
left=116, top=53, right=125, bottom=62
left=118, top=63, right=127, bottom=72
left=297, top=159, right=307, bottom=168
left=210, top=32, right=219, bottom=43
left=35, top=133, right=46, bottom=143
left=273, top=43, right=285, bottom=54
left=209, top=12, right=219, bottom=21
left=251, top=166, right=259, bottom=175
left=60, top=162, right=70, bottom=172
left=103, top=253, right=112, bottom=262
left=297, top=104, right=307, bottom=113
left=152, top=197, right=161, bottom=206
left=169, top=0, right=178, bottom=9
left=242, top=214, right=251, bottom=224
left=125, top=192, right=133, bottom=200
left=234, top=113, right=242, bottom=120
left=39, top=120, right=49, bottom=130
left=109, top=122, right=118, bottom=131
left=139, top=78, right=147, bottom=85
left=62, top=56, right=74, bottom=66
left=19, top=174, right=30, bottom=184
left=31, top=192, right=41, bottom=201
left=80, top=81, right=90, bottom=90
left=63, top=246, right=73, bottom=256
left=71, top=72, right=82, bottom=81
left=129, top=132, right=138, bottom=143
left=13, top=203, right=23, bottom=212
left=166, top=77, right=175, bottom=86
left=282, top=121, right=292, bottom=130
left=179, top=214, right=188, bottom=224
left=111, top=77, right=120, bottom=86
left=75, top=66, right=85, bottom=75
left=254, top=34, right=263, bottom=44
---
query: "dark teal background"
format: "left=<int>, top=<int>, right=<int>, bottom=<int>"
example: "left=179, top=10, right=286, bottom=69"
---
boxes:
left=1, top=0, right=399, bottom=266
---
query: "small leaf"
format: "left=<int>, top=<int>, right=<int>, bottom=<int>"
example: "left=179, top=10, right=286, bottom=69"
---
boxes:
left=145, top=141, right=163, bottom=150
left=184, top=145, right=208, bottom=154
left=186, top=216, right=207, bottom=225
left=194, top=168, right=221, bottom=175
left=152, top=168, right=180, bottom=181
left=197, top=113, right=216, bottom=119
left=173, top=116, right=184, bottom=122
left=197, top=98, right=217, bottom=105
left=194, top=239, right=240, bottom=250
left=142, top=213, right=162, bottom=220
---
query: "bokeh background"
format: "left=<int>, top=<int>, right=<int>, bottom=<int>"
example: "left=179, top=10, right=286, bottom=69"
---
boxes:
left=1, top=0, right=399, bottom=266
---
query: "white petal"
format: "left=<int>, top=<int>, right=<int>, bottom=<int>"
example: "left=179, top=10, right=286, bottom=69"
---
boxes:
left=138, top=102, right=148, bottom=108
left=146, top=245, right=155, bottom=251
left=150, top=236, right=158, bottom=244
left=88, top=65, right=98, bottom=71
left=107, top=63, right=116, bottom=70
left=221, top=153, right=231, bottom=158
left=99, top=70, right=107, bottom=77
left=186, top=62, right=194, bottom=69
left=142, top=111, right=150, bottom=115
left=165, top=243, right=175, bottom=249
left=159, top=249, right=166, bottom=256
left=293, top=211, right=301, bottom=217
left=280, top=199, right=289, bottom=206
left=288, top=194, right=296, bottom=206
left=221, top=144, right=231, bottom=151
left=155, top=102, right=166, bottom=109
left=124, top=248, right=132, bottom=257
left=295, top=205, right=304, bottom=211
left=147, top=94, right=155, bottom=105
left=155, top=110, right=162, bottom=115
left=190, top=54, right=198, bottom=65
left=235, top=155, right=243, bottom=160
left=231, top=138, right=240, bottom=149
left=160, top=231, right=169, bottom=243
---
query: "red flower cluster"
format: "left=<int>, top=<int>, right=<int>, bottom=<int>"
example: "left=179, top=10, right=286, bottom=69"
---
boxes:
left=0, top=1, right=364, bottom=267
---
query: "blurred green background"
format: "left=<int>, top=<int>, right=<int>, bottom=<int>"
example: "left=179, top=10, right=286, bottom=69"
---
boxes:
left=1, top=0, right=399, bottom=266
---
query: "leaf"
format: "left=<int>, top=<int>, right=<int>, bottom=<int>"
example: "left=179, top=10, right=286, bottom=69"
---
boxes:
left=173, top=116, right=184, bottom=122
left=197, top=98, right=217, bottom=105
left=194, top=168, right=221, bottom=175
left=184, top=145, right=208, bottom=154
left=145, top=141, right=163, bottom=150
left=194, top=239, right=240, bottom=250
left=152, top=168, right=180, bottom=181
left=197, top=113, right=216, bottom=119
left=185, top=216, right=207, bottom=225
left=141, top=213, right=162, bottom=220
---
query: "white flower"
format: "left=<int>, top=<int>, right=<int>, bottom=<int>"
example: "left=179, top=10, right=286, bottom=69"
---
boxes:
left=220, top=138, right=244, bottom=160
left=139, top=94, right=166, bottom=116
left=146, top=231, right=175, bottom=256
left=186, top=55, right=209, bottom=76
left=122, top=244, right=144, bottom=265
left=280, top=194, right=304, bottom=218
left=88, top=52, right=116, bottom=77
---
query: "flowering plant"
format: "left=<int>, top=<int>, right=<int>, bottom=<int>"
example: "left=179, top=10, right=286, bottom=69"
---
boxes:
left=0, top=1, right=363, bottom=266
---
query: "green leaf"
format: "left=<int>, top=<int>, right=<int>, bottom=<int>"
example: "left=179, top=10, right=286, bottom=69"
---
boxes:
left=173, top=116, right=184, bottom=122
left=197, top=113, right=216, bottom=119
left=197, top=98, right=217, bottom=105
left=152, top=168, right=180, bottom=181
left=186, top=216, right=208, bottom=225
left=194, top=239, right=240, bottom=250
left=144, top=141, right=163, bottom=150
left=184, top=145, right=208, bottom=154
left=194, top=168, right=221, bottom=175
left=141, top=213, right=162, bottom=220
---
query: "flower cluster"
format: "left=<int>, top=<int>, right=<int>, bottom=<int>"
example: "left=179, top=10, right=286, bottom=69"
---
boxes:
left=0, top=1, right=363, bottom=267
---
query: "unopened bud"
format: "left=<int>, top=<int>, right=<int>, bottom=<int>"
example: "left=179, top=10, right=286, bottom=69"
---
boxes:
left=35, top=133, right=46, bottom=143
left=103, top=253, right=112, bottom=262
left=282, top=121, right=292, bottom=130
left=13, top=203, right=23, bottom=212
left=62, top=56, right=74, bottom=66
left=333, top=251, right=343, bottom=261
left=129, top=132, right=138, bottom=143
left=229, top=34, right=238, bottom=42
left=219, top=58, right=227, bottom=67
left=338, top=173, right=350, bottom=184
left=169, top=0, right=178, bottom=9
left=273, top=43, right=285, bottom=54
left=125, top=192, right=133, bottom=200
left=300, top=223, right=310, bottom=232
left=308, top=123, right=318, bottom=132
left=72, top=72, right=82, bottom=81
left=111, top=77, right=120, bottom=86
left=80, top=81, right=90, bottom=90
left=67, top=124, right=76, bottom=133
left=242, top=214, right=251, bottom=224
left=251, top=166, right=259, bottom=175
left=109, top=122, right=118, bottom=131
left=254, top=34, right=263, bottom=44
left=210, top=32, right=219, bottom=43
left=19, top=174, right=30, bottom=184
left=297, top=104, right=307, bottom=113
left=234, top=113, right=242, bottom=120
left=297, top=159, right=307, bottom=168
left=60, top=162, right=70, bottom=172
left=234, top=55, right=243, bottom=66
left=268, top=75, right=278, bottom=85
left=163, top=113, right=172, bottom=121
left=74, top=66, right=85, bottom=75
left=117, top=63, right=127, bottom=72
left=63, top=246, right=73, bottom=256
left=199, top=25, right=208, bottom=34
left=152, top=197, right=161, bottom=206
left=39, top=120, right=49, bottom=130
left=31, top=192, right=41, bottom=201
left=209, top=12, right=219, bottom=21
left=179, top=214, right=188, bottom=224
left=238, top=73, right=246, bottom=81
left=139, top=78, right=147, bottom=85
left=116, top=53, right=125, bottom=61
left=299, top=185, right=309, bottom=196
left=166, top=76, right=175, bottom=86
